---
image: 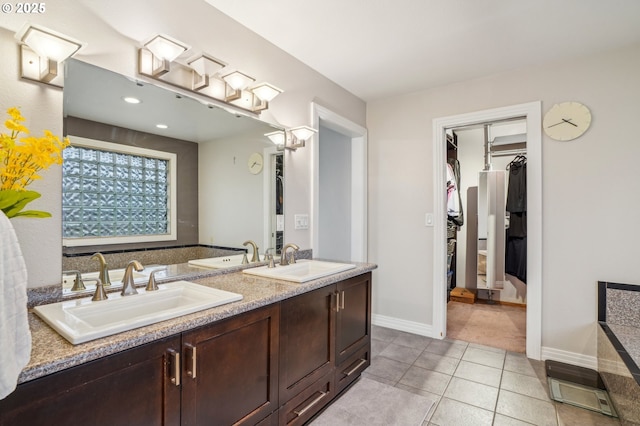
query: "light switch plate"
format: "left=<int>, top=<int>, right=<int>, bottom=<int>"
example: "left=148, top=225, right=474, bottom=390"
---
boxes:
left=294, top=214, right=309, bottom=230
left=425, top=213, right=434, bottom=227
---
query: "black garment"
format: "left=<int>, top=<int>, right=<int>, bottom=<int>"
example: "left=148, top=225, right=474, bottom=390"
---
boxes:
left=506, top=158, right=526, bottom=215
left=505, top=233, right=527, bottom=283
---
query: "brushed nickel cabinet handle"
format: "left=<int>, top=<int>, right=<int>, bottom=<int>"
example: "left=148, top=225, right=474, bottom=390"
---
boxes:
left=335, top=291, right=341, bottom=312
left=344, top=358, right=367, bottom=376
left=293, top=391, right=328, bottom=417
left=341, top=291, right=345, bottom=310
left=185, top=343, right=197, bottom=379
left=168, top=349, right=180, bottom=386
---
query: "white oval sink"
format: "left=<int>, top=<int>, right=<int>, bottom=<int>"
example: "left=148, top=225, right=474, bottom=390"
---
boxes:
left=242, top=259, right=356, bottom=283
left=33, top=281, right=243, bottom=345
left=188, top=254, right=249, bottom=269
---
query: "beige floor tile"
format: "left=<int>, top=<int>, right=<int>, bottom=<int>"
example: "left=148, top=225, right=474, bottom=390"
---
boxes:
left=469, top=342, right=507, bottom=354
left=501, top=370, right=552, bottom=401
left=493, top=413, right=536, bottom=425
left=365, top=355, right=410, bottom=383
left=430, top=397, right=494, bottom=426
left=504, top=352, right=538, bottom=377
left=379, top=343, right=423, bottom=365
left=393, top=331, right=433, bottom=350
left=398, top=365, right=452, bottom=395
left=496, top=389, right=558, bottom=425
left=414, top=350, right=460, bottom=375
left=425, top=339, right=467, bottom=359
left=462, top=346, right=506, bottom=369
left=555, top=402, right=621, bottom=425
left=444, top=376, right=499, bottom=411
left=454, top=360, right=503, bottom=388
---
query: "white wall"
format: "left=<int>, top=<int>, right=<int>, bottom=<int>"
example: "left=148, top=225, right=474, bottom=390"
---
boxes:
left=199, top=132, right=268, bottom=249
left=318, top=125, right=352, bottom=261
left=0, top=0, right=365, bottom=287
left=367, top=43, right=640, bottom=359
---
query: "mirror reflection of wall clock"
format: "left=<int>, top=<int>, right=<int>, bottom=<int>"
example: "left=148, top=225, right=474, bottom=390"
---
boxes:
left=543, top=101, right=592, bottom=141
left=248, top=152, right=263, bottom=174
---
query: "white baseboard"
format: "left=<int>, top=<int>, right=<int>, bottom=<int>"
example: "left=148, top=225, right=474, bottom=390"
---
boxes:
left=372, top=314, right=434, bottom=338
left=541, top=346, right=598, bottom=370
left=373, top=314, right=597, bottom=370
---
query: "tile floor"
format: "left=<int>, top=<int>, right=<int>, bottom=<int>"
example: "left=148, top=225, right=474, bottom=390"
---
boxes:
left=362, top=325, right=621, bottom=426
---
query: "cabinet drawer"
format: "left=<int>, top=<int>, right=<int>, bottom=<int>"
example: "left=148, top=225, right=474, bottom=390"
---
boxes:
left=279, top=372, right=335, bottom=426
left=335, top=343, right=370, bottom=394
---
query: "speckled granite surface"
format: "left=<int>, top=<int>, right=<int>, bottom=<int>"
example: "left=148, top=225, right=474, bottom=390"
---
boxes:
left=20, top=259, right=376, bottom=385
left=607, top=323, right=640, bottom=375
left=606, top=287, right=640, bottom=327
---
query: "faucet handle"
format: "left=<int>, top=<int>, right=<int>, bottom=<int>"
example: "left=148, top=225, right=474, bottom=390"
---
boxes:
left=265, top=248, right=276, bottom=268
left=145, top=267, right=166, bottom=292
left=64, top=270, right=86, bottom=292
left=90, top=278, right=108, bottom=302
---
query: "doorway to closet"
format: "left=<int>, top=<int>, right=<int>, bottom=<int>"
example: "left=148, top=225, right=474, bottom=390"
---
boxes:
left=432, top=101, right=542, bottom=360
left=445, top=119, right=528, bottom=353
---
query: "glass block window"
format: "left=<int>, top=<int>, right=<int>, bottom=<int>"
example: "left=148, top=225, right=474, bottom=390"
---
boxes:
left=62, top=136, right=177, bottom=247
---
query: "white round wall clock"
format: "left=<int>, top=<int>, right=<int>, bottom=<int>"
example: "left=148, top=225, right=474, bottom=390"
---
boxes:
left=248, top=152, right=263, bottom=174
left=543, top=101, right=592, bottom=141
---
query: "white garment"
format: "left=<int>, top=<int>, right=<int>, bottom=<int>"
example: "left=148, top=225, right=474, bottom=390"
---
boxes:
left=0, top=212, right=32, bottom=400
left=446, top=163, right=460, bottom=217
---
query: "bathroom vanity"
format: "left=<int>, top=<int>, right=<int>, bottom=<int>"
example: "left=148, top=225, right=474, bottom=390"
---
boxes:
left=0, top=263, right=374, bottom=426
left=597, top=281, right=640, bottom=424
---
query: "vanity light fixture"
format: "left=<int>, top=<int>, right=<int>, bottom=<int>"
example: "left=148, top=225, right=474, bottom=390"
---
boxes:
left=16, top=23, right=84, bottom=86
left=265, top=126, right=317, bottom=152
left=137, top=34, right=282, bottom=114
left=251, top=83, right=283, bottom=112
left=156, top=124, right=169, bottom=129
left=222, top=71, right=255, bottom=102
left=140, top=34, right=190, bottom=77
left=188, top=54, right=226, bottom=91
left=123, top=97, right=141, bottom=104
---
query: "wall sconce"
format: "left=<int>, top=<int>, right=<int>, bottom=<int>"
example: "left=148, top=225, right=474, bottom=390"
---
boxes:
left=188, top=54, right=226, bottom=91
left=140, top=34, right=190, bottom=77
left=266, top=126, right=317, bottom=152
left=16, top=23, right=83, bottom=86
left=138, top=34, right=282, bottom=114
left=222, top=71, right=255, bottom=102
left=251, top=83, right=283, bottom=112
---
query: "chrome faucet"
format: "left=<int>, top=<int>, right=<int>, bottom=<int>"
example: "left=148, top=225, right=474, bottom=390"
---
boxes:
left=243, top=240, right=260, bottom=262
left=280, top=243, right=299, bottom=266
left=91, top=252, right=111, bottom=287
left=121, top=260, right=143, bottom=296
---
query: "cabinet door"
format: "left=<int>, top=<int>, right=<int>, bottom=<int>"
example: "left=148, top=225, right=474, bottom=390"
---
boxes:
left=279, top=285, right=336, bottom=403
left=0, top=335, right=182, bottom=426
left=181, top=304, right=279, bottom=426
left=335, top=272, right=371, bottom=366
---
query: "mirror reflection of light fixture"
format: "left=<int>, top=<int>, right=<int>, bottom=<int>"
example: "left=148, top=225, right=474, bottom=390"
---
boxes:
left=16, top=23, right=83, bottom=86
left=140, top=34, right=190, bottom=77
left=188, top=54, right=226, bottom=91
left=251, top=83, right=283, bottom=112
left=222, top=71, right=255, bottom=101
left=265, top=126, right=317, bottom=152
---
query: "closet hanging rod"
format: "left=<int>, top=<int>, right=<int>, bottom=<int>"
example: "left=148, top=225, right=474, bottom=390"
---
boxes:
left=490, top=148, right=527, bottom=158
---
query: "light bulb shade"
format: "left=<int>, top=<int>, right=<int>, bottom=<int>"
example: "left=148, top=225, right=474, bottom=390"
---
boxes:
left=290, top=126, right=317, bottom=141
left=251, top=83, right=283, bottom=102
left=17, top=24, right=82, bottom=62
left=222, top=71, right=255, bottom=91
left=188, top=55, right=226, bottom=76
left=265, top=130, right=286, bottom=145
left=144, top=34, right=189, bottom=61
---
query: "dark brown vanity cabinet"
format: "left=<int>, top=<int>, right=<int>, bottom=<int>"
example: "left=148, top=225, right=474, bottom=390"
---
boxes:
left=278, top=272, right=372, bottom=424
left=0, top=334, right=182, bottom=426
left=181, top=304, right=280, bottom=426
left=0, top=272, right=371, bottom=426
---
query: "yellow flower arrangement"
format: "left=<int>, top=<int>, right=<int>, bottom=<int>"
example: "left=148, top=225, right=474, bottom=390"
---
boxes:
left=0, top=106, right=69, bottom=218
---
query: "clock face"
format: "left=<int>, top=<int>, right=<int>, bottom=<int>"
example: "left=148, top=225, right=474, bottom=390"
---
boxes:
left=543, top=102, right=592, bottom=141
left=248, top=152, right=263, bottom=174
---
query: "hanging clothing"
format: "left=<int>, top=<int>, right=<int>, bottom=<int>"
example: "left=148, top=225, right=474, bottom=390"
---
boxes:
left=505, top=155, right=527, bottom=283
left=446, top=159, right=464, bottom=226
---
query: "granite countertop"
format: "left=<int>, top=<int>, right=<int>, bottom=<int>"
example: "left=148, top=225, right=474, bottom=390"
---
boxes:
left=20, top=261, right=377, bottom=384
left=601, top=322, right=640, bottom=385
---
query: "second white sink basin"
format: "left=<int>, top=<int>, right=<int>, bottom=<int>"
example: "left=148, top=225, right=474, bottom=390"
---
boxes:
left=33, top=281, right=243, bottom=345
left=188, top=254, right=249, bottom=269
left=242, top=259, right=356, bottom=283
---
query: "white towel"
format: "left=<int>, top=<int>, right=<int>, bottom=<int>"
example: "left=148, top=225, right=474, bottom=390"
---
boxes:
left=0, top=211, right=32, bottom=400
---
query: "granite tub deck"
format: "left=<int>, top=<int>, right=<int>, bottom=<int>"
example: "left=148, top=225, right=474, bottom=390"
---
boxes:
left=598, top=281, right=640, bottom=424
left=21, top=260, right=377, bottom=384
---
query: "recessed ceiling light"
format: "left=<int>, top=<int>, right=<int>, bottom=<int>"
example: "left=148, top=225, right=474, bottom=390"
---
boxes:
left=123, top=97, right=141, bottom=104
left=156, top=124, right=168, bottom=129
